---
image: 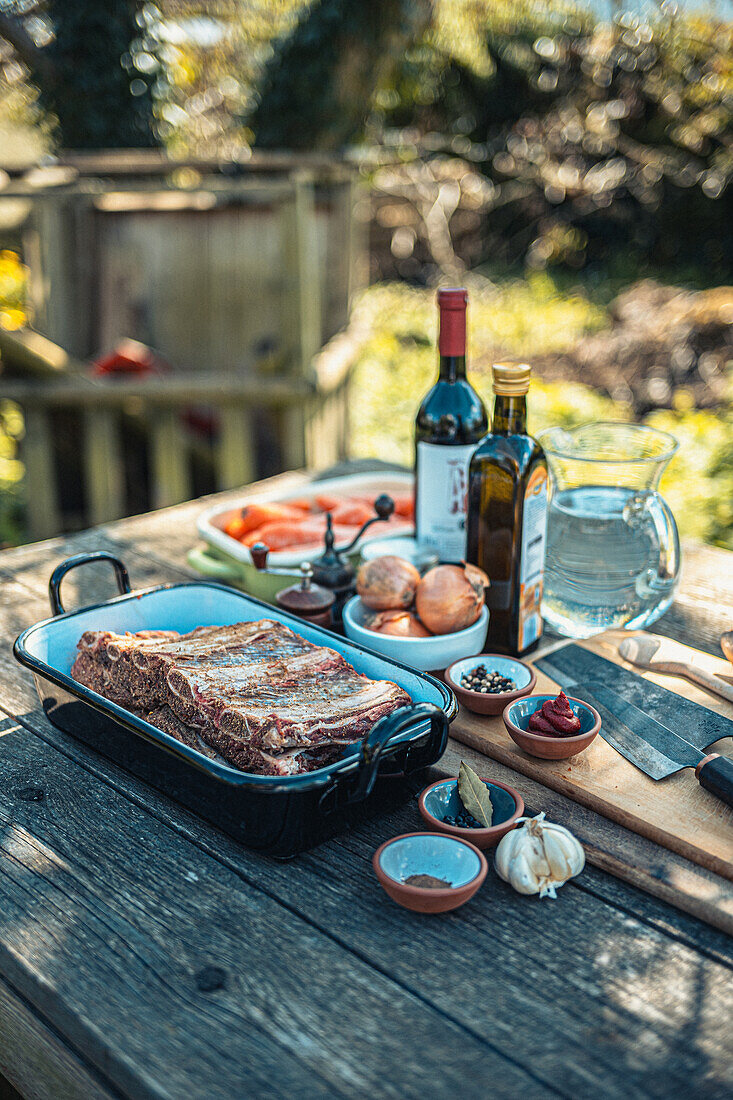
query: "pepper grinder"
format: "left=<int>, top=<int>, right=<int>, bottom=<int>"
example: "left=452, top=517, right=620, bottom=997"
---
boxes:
left=249, top=548, right=335, bottom=627
left=251, top=493, right=396, bottom=625
left=308, top=493, right=395, bottom=622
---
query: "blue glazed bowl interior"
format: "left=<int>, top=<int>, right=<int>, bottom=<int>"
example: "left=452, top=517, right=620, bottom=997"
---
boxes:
left=424, top=779, right=517, bottom=827
left=507, top=695, right=596, bottom=734
left=449, top=655, right=532, bottom=691
left=379, top=834, right=482, bottom=888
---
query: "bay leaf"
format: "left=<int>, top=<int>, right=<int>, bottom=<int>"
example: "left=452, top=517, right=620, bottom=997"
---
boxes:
left=458, top=761, right=493, bottom=827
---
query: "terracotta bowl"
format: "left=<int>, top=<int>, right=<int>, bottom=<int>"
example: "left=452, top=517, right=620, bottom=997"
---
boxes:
left=503, top=694, right=601, bottom=760
left=373, top=832, right=488, bottom=914
left=418, top=776, right=524, bottom=849
left=445, top=654, right=536, bottom=716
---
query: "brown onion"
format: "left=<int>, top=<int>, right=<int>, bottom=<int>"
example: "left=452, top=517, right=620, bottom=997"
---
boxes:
left=369, top=610, right=432, bottom=638
left=356, top=555, right=421, bottom=611
left=415, top=565, right=484, bottom=634
left=464, top=562, right=490, bottom=599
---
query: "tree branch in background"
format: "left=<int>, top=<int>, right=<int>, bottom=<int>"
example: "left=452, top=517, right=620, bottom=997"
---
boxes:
left=251, top=0, right=434, bottom=150
left=40, top=0, right=159, bottom=149
left=0, top=1, right=158, bottom=150
left=0, top=10, right=54, bottom=82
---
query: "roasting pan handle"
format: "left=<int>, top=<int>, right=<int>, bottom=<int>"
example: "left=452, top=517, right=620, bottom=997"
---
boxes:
left=49, top=551, right=132, bottom=615
left=347, top=702, right=448, bottom=805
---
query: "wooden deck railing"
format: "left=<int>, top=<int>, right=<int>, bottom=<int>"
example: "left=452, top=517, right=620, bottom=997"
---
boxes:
left=0, top=161, right=366, bottom=541
left=1, top=324, right=359, bottom=541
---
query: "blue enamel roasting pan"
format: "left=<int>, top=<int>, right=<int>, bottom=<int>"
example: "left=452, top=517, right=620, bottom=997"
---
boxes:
left=14, top=552, right=456, bottom=857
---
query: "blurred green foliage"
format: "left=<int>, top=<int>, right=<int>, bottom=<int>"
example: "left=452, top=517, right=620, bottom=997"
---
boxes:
left=0, top=400, right=24, bottom=548
left=369, top=0, right=733, bottom=271
left=0, top=251, right=27, bottom=545
left=40, top=0, right=157, bottom=148
left=0, top=0, right=157, bottom=150
left=148, top=1, right=308, bottom=155
left=2, top=0, right=731, bottom=276
left=648, top=403, right=733, bottom=548
left=250, top=0, right=432, bottom=151
left=349, top=278, right=733, bottom=549
left=0, top=248, right=27, bottom=330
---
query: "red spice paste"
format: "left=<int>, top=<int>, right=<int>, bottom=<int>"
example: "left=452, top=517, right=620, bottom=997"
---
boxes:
left=528, top=690, right=581, bottom=736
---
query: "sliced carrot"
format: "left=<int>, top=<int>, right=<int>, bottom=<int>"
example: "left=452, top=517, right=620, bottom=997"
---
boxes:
left=241, top=518, right=326, bottom=550
left=228, top=490, right=414, bottom=548
left=233, top=502, right=306, bottom=537
left=349, top=492, right=416, bottom=521
left=314, top=493, right=342, bottom=512
left=329, top=500, right=375, bottom=526
left=332, top=523, right=362, bottom=543
left=224, top=516, right=248, bottom=540
left=392, top=494, right=415, bottom=520
left=242, top=518, right=362, bottom=552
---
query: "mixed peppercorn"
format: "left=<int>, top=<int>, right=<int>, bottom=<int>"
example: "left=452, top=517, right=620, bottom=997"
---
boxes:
left=460, top=664, right=517, bottom=694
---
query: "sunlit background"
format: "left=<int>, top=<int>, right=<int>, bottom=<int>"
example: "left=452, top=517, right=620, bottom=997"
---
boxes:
left=0, top=0, right=731, bottom=548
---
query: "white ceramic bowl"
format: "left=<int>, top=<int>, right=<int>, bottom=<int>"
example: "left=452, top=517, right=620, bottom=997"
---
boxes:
left=197, top=471, right=415, bottom=570
left=342, top=596, right=489, bottom=673
left=192, top=471, right=415, bottom=602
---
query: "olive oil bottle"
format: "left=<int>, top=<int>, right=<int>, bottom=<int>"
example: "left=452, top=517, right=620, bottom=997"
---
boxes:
left=467, top=363, right=547, bottom=654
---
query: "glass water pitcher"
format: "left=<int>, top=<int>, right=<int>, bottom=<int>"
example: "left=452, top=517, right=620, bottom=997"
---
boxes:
left=537, top=422, right=681, bottom=638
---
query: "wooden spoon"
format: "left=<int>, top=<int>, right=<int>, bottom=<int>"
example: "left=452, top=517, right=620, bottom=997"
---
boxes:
left=618, top=635, right=733, bottom=704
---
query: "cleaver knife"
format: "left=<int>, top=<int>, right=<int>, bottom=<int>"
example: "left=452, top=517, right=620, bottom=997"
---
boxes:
left=535, top=656, right=733, bottom=806
left=536, top=645, right=733, bottom=750
left=578, top=683, right=733, bottom=807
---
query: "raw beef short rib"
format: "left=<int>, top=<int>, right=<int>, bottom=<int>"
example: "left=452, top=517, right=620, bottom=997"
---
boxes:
left=71, top=620, right=411, bottom=775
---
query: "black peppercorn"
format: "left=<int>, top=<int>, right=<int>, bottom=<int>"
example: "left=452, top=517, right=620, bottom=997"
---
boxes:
left=460, top=664, right=517, bottom=694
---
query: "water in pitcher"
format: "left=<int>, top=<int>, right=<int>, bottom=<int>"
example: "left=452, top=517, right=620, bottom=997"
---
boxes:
left=542, top=484, right=678, bottom=637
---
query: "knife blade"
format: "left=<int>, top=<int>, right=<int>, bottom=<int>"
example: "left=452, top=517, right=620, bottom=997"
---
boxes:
left=583, top=682, right=704, bottom=778
left=534, top=652, right=582, bottom=692
left=535, top=645, right=733, bottom=750
left=533, top=662, right=694, bottom=778
left=536, top=678, right=733, bottom=807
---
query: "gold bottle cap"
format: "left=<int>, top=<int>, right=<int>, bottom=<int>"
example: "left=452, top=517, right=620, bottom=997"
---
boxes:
left=492, top=361, right=532, bottom=396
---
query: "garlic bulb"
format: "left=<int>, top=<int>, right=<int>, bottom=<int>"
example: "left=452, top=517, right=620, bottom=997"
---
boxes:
left=494, top=813, right=585, bottom=899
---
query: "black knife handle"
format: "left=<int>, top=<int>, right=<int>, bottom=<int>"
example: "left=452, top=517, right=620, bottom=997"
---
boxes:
left=696, top=754, right=733, bottom=807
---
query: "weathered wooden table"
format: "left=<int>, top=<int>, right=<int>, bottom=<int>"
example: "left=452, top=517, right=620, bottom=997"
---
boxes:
left=1, top=471, right=732, bottom=1099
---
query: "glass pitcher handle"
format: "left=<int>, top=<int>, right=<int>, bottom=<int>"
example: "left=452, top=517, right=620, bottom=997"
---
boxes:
left=623, top=491, right=681, bottom=587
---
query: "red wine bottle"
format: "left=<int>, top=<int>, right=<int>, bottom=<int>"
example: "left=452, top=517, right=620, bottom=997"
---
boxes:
left=415, top=288, right=488, bottom=563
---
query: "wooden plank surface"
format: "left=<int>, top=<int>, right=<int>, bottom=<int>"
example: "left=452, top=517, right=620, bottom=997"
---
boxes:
left=0, top=974, right=115, bottom=1100
left=649, top=543, right=733, bottom=659
left=451, top=632, right=733, bottom=882
left=0, top=712, right=732, bottom=1098
left=1, top=471, right=733, bottom=1097
left=0, top=718, right=554, bottom=1100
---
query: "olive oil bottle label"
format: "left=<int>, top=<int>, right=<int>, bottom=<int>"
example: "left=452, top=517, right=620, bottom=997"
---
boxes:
left=517, top=466, right=548, bottom=651
left=416, top=441, right=476, bottom=562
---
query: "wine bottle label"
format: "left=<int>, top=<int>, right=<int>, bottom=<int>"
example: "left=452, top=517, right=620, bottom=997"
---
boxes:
left=416, top=441, right=476, bottom=562
left=517, top=467, right=548, bottom=651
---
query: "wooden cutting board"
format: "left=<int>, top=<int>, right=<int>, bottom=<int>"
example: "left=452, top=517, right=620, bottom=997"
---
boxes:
left=450, top=631, right=733, bottom=882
